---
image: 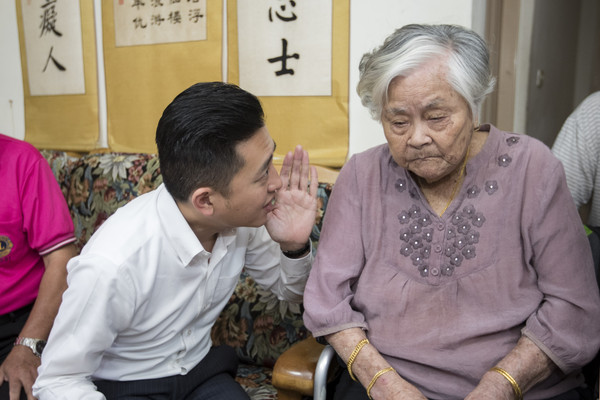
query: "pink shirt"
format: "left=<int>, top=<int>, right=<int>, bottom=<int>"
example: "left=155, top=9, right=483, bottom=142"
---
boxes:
left=303, top=125, right=600, bottom=399
left=0, top=134, right=75, bottom=315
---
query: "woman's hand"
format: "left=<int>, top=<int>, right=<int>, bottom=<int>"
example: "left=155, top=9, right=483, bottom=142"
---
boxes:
left=367, top=371, right=428, bottom=399
left=326, top=328, right=428, bottom=400
left=464, top=371, right=515, bottom=400
left=466, top=336, right=556, bottom=400
left=265, top=145, right=318, bottom=251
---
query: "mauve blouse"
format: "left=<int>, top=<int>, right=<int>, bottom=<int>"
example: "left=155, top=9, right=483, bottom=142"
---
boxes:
left=303, top=125, right=600, bottom=399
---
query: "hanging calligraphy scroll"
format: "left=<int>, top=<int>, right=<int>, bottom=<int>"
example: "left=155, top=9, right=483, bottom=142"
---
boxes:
left=229, top=0, right=349, bottom=167
left=103, top=0, right=222, bottom=153
left=237, top=1, right=331, bottom=96
left=16, top=0, right=99, bottom=151
left=113, top=0, right=207, bottom=46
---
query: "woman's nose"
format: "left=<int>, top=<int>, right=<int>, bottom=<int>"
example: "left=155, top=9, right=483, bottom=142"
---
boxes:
left=407, top=122, right=432, bottom=148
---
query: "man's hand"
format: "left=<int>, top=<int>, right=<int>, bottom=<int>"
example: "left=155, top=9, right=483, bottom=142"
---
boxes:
left=0, top=345, right=39, bottom=400
left=266, top=145, right=318, bottom=250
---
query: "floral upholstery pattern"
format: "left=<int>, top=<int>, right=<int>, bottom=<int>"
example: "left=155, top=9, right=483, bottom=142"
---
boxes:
left=41, top=151, right=163, bottom=250
left=41, top=150, right=333, bottom=399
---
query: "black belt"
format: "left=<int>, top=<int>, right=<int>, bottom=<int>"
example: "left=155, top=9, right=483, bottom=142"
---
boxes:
left=0, top=303, right=34, bottom=325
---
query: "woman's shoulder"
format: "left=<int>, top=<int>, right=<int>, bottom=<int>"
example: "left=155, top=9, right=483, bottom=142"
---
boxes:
left=489, top=125, right=554, bottom=156
left=341, top=144, right=392, bottom=180
left=352, top=143, right=389, bottom=160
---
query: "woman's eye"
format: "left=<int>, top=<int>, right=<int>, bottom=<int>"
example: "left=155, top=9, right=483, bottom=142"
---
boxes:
left=428, top=115, right=445, bottom=121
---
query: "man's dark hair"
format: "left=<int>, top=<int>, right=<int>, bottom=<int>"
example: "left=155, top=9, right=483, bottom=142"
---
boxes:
left=155, top=82, right=265, bottom=201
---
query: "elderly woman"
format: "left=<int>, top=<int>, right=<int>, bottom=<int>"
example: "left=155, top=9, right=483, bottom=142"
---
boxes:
left=303, top=24, right=600, bottom=400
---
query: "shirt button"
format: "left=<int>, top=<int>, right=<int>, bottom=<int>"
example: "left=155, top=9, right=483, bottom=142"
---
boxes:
left=434, top=244, right=442, bottom=253
left=437, top=223, right=444, bottom=231
left=186, top=329, right=192, bottom=336
left=431, top=267, right=440, bottom=276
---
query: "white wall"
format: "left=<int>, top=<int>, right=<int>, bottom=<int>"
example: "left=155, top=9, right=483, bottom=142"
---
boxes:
left=0, top=1, right=25, bottom=140
left=0, top=0, right=475, bottom=158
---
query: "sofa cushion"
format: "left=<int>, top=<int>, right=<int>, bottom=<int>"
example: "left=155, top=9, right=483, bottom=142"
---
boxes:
left=53, top=152, right=163, bottom=250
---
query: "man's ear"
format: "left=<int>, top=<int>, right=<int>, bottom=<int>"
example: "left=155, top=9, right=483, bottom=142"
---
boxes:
left=190, top=187, right=215, bottom=216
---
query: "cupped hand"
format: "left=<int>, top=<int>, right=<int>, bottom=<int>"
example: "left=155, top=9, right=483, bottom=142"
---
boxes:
left=266, top=145, right=318, bottom=249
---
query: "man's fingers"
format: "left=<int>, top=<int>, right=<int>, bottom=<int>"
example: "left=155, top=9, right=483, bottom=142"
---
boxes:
left=279, top=150, right=293, bottom=189
left=298, top=149, right=310, bottom=191
left=9, top=380, right=23, bottom=400
left=309, top=165, right=319, bottom=196
left=288, top=145, right=303, bottom=190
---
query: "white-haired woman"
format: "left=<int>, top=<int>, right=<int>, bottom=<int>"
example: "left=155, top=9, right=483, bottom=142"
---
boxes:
left=303, top=24, right=600, bottom=400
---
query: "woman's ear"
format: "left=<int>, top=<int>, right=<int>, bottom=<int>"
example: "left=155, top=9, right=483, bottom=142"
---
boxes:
left=190, top=187, right=215, bottom=216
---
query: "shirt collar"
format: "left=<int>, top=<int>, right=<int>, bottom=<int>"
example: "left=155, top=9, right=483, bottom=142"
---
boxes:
left=156, top=184, right=207, bottom=267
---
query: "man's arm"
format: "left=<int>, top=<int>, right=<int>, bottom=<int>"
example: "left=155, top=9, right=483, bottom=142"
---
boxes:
left=0, top=244, right=77, bottom=400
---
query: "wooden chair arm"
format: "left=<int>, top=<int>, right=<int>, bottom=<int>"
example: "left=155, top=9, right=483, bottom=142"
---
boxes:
left=272, top=336, right=327, bottom=399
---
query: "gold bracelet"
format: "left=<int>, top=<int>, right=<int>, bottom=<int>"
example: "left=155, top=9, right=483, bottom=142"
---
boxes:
left=366, top=367, right=395, bottom=399
left=347, top=338, right=369, bottom=381
left=490, top=367, right=523, bottom=400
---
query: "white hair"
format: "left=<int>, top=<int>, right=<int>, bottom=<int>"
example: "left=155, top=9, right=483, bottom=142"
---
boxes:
left=357, top=24, right=496, bottom=121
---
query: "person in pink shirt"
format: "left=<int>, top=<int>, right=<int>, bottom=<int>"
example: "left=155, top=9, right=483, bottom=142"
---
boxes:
left=0, top=134, right=77, bottom=400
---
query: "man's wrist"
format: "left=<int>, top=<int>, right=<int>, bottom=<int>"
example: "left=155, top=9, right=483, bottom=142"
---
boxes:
left=14, top=337, right=47, bottom=357
left=281, top=241, right=311, bottom=258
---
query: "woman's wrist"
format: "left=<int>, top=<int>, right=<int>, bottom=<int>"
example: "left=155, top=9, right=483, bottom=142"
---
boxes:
left=477, top=369, right=519, bottom=400
left=489, top=367, right=523, bottom=400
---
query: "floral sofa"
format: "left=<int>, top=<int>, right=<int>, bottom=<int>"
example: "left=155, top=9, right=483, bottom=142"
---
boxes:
left=41, top=150, right=334, bottom=400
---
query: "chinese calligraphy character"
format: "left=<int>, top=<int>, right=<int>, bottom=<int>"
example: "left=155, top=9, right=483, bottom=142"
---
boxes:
left=168, top=11, right=182, bottom=24
left=150, top=0, right=164, bottom=7
left=268, top=0, right=297, bottom=22
left=188, top=8, right=204, bottom=23
left=131, top=0, right=145, bottom=10
left=151, top=14, right=165, bottom=25
left=133, top=17, right=147, bottom=28
left=40, top=0, right=62, bottom=37
left=267, top=38, right=299, bottom=76
left=42, top=46, right=66, bottom=72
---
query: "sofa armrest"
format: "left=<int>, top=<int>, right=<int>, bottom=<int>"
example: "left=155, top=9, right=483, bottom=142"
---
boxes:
left=272, top=336, right=325, bottom=399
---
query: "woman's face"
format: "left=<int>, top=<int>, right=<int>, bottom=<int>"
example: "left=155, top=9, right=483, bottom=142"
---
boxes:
left=381, top=57, right=475, bottom=184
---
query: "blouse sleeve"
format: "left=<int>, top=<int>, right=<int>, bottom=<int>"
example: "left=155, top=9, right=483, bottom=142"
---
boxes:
left=303, top=155, right=369, bottom=337
left=521, top=148, right=600, bottom=373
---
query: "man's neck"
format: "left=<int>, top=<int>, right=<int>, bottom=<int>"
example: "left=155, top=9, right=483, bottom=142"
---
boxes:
left=175, top=200, right=221, bottom=252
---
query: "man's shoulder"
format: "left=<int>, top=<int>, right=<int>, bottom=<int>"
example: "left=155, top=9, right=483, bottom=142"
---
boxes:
left=0, top=135, right=45, bottom=167
left=81, top=191, right=164, bottom=258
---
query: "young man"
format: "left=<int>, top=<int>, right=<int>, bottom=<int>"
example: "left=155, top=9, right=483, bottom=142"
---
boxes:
left=0, top=134, right=77, bottom=400
left=32, top=82, right=318, bottom=400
